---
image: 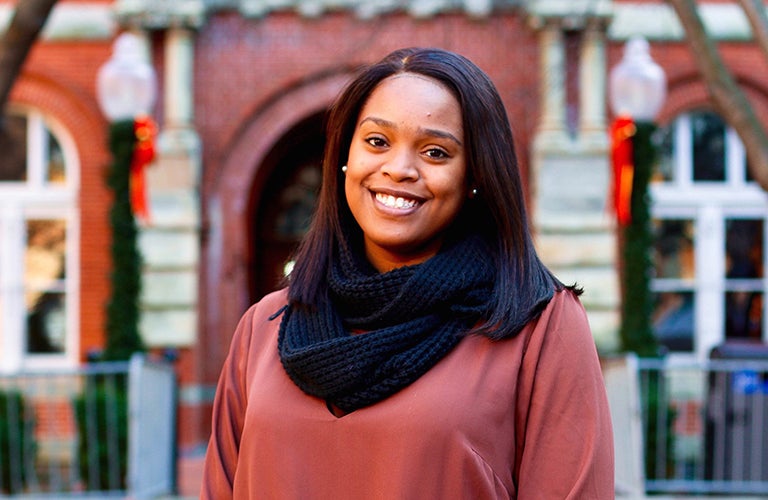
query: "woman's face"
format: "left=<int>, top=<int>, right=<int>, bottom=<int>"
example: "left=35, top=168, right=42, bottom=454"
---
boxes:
left=345, top=72, right=468, bottom=272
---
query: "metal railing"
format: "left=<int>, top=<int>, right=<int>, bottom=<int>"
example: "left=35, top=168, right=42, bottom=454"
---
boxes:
left=0, top=354, right=176, bottom=498
left=638, top=356, right=768, bottom=496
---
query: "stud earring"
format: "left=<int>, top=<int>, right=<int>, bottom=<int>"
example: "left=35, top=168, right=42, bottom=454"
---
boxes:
left=470, top=187, right=478, bottom=198
left=341, top=165, right=348, bottom=173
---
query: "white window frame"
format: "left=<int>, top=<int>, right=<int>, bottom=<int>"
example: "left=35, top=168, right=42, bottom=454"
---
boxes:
left=0, top=105, right=80, bottom=372
left=651, top=111, right=768, bottom=361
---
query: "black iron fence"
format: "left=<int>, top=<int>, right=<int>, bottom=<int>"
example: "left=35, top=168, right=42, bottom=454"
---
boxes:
left=0, top=355, right=176, bottom=498
left=605, top=352, right=768, bottom=497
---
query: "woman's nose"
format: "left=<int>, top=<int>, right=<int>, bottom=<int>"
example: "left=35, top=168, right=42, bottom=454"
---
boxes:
left=381, top=150, right=418, bottom=181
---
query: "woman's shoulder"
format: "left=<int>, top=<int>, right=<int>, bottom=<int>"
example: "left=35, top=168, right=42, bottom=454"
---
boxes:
left=227, top=288, right=289, bottom=357
left=238, top=288, right=289, bottom=331
left=547, top=287, right=587, bottom=315
left=531, top=288, right=594, bottom=349
left=253, top=288, right=289, bottom=312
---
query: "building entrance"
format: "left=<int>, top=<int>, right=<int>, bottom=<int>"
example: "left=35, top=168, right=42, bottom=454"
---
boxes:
left=248, top=114, right=324, bottom=302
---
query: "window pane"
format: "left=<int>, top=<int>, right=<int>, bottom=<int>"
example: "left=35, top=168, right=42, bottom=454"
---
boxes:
left=653, top=291, right=695, bottom=352
left=692, top=111, right=726, bottom=182
left=653, top=124, right=674, bottom=183
left=724, top=218, right=763, bottom=341
left=25, top=219, right=67, bottom=354
left=27, top=291, right=66, bottom=353
left=725, top=291, right=762, bottom=341
left=46, top=129, right=66, bottom=184
left=725, top=219, right=763, bottom=279
left=0, top=114, right=28, bottom=181
left=653, top=219, right=695, bottom=279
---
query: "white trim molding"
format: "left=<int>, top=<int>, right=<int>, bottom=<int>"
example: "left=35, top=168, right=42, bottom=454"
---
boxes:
left=0, top=3, right=114, bottom=41
left=609, top=2, right=758, bottom=42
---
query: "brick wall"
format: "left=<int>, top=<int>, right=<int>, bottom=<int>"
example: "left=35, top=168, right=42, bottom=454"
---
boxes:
left=10, top=0, right=768, bottom=449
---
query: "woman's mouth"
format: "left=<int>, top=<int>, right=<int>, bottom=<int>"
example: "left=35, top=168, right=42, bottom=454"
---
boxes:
left=375, top=192, right=419, bottom=209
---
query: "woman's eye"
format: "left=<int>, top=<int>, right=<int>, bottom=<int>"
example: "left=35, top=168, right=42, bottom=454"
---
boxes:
left=365, top=137, right=387, bottom=148
left=424, top=148, right=449, bottom=159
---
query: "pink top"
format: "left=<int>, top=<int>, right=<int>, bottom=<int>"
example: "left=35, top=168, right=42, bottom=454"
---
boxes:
left=202, top=288, right=614, bottom=499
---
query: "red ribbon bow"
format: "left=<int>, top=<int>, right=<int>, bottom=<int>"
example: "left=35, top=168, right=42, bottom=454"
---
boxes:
left=610, top=116, right=636, bottom=226
left=131, top=116, right=157, bottom=222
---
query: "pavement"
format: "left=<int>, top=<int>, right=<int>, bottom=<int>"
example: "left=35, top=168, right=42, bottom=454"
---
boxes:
left=173, top=448, right=205, bottom=499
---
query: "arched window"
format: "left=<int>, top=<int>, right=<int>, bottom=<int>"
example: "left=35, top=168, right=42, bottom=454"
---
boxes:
left=651, top=110, right=766, bottom=359
left=0, top=106, right=80, bottom=372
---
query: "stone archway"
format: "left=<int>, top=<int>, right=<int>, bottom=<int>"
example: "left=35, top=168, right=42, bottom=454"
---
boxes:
left=204, top=71, right=352, bottom=374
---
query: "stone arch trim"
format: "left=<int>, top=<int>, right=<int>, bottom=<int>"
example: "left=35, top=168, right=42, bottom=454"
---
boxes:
left=204, top=71, right=353, bottom=376
left=10, top=72, right=107, bottom=169
left=663, top=69, right=768, bottom=125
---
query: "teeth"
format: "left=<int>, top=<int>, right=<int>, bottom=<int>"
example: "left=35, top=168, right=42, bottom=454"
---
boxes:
left=376, top=193, right=417, bottom=209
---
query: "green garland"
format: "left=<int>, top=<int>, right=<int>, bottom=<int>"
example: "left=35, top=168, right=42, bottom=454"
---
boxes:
left=619, top=121, right=660, bottom=357
left=103, top=120, right=145, bottom=361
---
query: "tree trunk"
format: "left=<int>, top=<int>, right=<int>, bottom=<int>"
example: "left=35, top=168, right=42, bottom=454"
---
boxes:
left=0, top=0, right=58, bottom=117
left=669, top=0, right=768, bottom=190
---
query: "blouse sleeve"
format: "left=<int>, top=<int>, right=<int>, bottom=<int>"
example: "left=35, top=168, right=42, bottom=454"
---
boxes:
left=513, top=291, right=615, bottom=499
left=200, top=304, right=258, bottom=500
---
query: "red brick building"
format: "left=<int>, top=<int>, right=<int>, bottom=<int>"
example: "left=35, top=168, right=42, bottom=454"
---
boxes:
left=2, top=0, right=768, bottom=452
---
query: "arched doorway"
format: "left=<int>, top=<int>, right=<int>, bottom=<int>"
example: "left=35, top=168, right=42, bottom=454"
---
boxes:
left=206, top=71, right=352, bottom=381
left=248, top=113, right=325, bottom=301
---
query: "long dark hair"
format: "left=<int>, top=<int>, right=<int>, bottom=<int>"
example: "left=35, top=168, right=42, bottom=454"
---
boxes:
left=287, top=47, right=572, bottom=339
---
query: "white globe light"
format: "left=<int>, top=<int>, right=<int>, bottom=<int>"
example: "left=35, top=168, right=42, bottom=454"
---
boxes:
left=96, top=33, right=157, bottom=121
left=609, top=37, right=667, bottom=122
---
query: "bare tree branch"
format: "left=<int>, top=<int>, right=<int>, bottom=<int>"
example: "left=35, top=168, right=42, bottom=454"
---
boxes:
left=0, top=0, right=58, bottom=116
left=737, top=0, right=768, bottom=62
left=669, top=0, right=768, bottom=190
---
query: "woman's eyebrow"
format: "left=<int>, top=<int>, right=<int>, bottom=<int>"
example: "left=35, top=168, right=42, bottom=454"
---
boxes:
left=359, top=116, right=463, bottom=146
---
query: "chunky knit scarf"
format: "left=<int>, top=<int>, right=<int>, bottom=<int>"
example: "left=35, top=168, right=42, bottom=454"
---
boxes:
left=278, top=235, right=495, bottom=413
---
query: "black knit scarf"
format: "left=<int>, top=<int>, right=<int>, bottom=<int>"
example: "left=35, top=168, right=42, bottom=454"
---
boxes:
left=278, top=235, right=495, bottom=413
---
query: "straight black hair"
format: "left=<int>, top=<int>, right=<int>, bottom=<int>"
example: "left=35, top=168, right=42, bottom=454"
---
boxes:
left=286, top=47, right=575, bottom=339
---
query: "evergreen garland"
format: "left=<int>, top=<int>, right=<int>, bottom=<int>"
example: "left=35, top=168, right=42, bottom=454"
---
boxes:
left=619, top=122, right=660, bottom=357
left=103, top=120, right=145, bottom=361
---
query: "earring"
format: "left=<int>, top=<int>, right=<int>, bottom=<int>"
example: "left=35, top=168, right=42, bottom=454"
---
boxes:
left=470, top=187, right=478, bottom=198
left=341, top=165, right=348, bottom=173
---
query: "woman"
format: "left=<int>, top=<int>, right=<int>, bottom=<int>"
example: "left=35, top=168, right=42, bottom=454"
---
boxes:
left=202, top=47, right=614, bottom=499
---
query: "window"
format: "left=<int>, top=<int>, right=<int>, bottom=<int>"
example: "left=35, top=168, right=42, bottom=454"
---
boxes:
left=651, top=110, right=767, bottom=359
left=651, top=218, right=696, bottom=352
left=724, top=218, right=763, bottom=340
left=0, top=106, right=79, bottom=372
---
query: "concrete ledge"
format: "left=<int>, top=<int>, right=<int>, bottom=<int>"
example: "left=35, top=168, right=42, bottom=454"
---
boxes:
left=548, top=266, right=618, bottom=306
left=139, top=229, right=200, bottom=268
left=536, top=231, right=616, bottom=268
left=141, top=270, right=198, bottom=306
left=145, top=191, right=200, bottom=228
left=140, top=309, right=197, bottom=346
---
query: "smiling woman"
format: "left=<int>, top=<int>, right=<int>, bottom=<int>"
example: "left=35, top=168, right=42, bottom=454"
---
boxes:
left=202, top=47, right=614, bottom=499
left=344, top=73, right=468, bottom=272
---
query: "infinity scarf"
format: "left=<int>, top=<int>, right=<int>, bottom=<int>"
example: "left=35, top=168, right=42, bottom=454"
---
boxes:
left=278, top=235, right=495, bottom=413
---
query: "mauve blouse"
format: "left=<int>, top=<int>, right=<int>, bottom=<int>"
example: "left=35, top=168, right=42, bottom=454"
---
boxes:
left=201, top=288, right=614, bottom=499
